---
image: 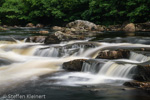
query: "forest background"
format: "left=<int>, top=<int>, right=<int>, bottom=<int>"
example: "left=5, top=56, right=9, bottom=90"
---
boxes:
left=0, top=0, right=149, bottom=26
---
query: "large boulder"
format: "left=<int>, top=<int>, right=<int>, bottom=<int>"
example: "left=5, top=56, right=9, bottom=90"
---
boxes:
left=44, top=34, right=61, bottom=44
left=26, top=36, right=46, bottom=43
left=96, top=49, right=130, bottom=59
left=123, top=23, right=135, bottom=32
left=66, top=20, right=97, bottom=31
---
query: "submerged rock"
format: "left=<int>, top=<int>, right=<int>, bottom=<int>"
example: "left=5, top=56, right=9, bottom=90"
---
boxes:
left=96, top=49, right=130, bottom=59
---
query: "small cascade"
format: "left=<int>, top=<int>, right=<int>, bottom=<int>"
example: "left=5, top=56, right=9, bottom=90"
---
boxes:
left=98, top=61, right=136, bottom=78
left=129, top=52, right=150, bottom=62
left=81, top=61, right=104, bottom=73
left=34, top=42, right=97, bottom=57
left=82, top=61, right=136, bottom=78
left=34, top=47, right=60, bottom=57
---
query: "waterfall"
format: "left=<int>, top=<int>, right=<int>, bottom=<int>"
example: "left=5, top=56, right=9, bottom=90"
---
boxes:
left=34, top=42, right=97, bottom=57
left=129, top=52, right=150, bottom=62
left=82, top=61, right=136, bottom=78
left=1, top=40, right=150, bottom=88
left=81, top=61, right=103, bottom=73
left=98, top=61, right=136, bottom=78
left=34, top=47, right=60, bottom=57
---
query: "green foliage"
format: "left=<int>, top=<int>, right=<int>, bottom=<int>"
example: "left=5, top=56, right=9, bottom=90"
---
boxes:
left=0, top=0, right=149, bottom=25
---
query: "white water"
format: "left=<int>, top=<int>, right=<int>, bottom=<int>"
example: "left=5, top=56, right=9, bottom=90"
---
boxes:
left=0, top=40, right=150, bottom=91
left=129, top=52, right=150, bottom=62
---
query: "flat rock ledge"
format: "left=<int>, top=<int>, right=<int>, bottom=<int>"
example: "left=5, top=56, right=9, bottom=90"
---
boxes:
left=96, top=49, right=130, bottom=59
left=124, top=81, right=150, bottom=92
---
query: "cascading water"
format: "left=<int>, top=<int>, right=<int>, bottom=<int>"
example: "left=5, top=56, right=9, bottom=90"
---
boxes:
left=34, top=42, right=98, bottom=57
left=129, top=51, right=150, bottom=62
left=97, top=61, right=136, bottom=78
left=82, top=61, right=136, bottom=78
left=1, top=39, right=150, bottom=92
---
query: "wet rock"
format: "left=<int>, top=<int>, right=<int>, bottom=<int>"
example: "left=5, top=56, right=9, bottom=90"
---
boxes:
left=124, top=81, right=150, bottom=92
left=107, top=25, right=122, bottom=31
left=44, top=34, right=61, bottom=44
left=96, top=49, right=130, bottom=59
left=62, top=59, right=86, bottom=71
left=135, top=22, right=150, bottom=32
left=62, top=59, right=103, bottom=71
left=136, top=65, right=150, bottom=81
left=36, top=24, right=44, bottom=28
left=26, top=36, right=46, bottom=43
left=123, top=23, right=135, bottom=32
left=54, top=31, right=84, bottom=41
left=26, top=23, right=35, bottom=27
left=66, top=20, right=97, bottom=31
left=96, top=25, right=106, bottom=31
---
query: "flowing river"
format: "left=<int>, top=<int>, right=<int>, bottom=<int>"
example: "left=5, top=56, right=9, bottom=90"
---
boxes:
left=0, top=28, right=150, bottom=100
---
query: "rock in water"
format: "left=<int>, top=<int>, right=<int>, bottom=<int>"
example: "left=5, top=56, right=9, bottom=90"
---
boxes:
left=26, top=36, right=47, bottom=43
left=54, top=31, right=84, bottom=41
left=62, top=59, right=86, bottom=71
left=44, top=34, right=61, bottom=44
left=123, top=23, right=135, bottom=32
left=66, top=20, right=97, bottom=31
left=136, top=65, right=150, bottom=81
left=124, top=81, right=150, bottom=92
left=96, top=49, right=130, bottom=59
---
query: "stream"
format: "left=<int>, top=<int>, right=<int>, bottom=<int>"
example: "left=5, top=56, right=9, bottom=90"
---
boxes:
left=0, top=28, right=150, bottom=100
